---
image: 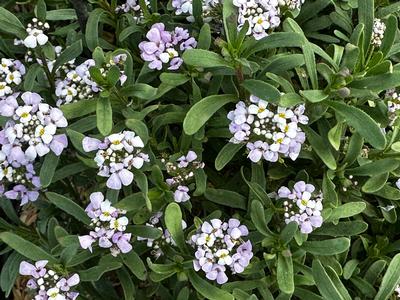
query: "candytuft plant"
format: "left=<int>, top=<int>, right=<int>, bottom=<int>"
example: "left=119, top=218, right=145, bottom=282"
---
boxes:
left=2, top=0, right=400, bottom=299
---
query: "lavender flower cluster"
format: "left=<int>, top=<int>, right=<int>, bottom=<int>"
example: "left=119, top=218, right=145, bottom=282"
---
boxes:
left=55, top=55, right=127, bottom=106
left=228, top=95, right=308, bottom=163
left=0, top=58, right=25, bottom=97
left=79, top=192, right=133, bottom=256
left=371, top=18, right=386, bottom=47
left=191, top=219, right=253, bottom=284
left=163, top=150, right=205, bottom=203
left=115, top=0, right=149, bottom=23
left=277, top=181, right=323, bottom=234
left=137, top=211, right=187, bottom=258
left=23, top=18, right=49, bottom=49
left=0, top=92, right=68, bottom=204
left=82, top=131, right=149, bottom=190
left=172, top=0, right=222, bottom=22
left=19, top=260, right=80, bottom=300
left=139, top=23, right=197, bottom=70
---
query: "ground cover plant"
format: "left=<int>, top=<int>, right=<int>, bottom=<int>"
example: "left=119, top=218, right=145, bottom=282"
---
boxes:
left=2, top=0, right=400, bottom=299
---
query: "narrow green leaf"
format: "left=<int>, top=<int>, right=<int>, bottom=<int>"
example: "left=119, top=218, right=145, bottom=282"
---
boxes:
left=277, top=252, right=294, bottom=294
left=79, top=261, right=122, bottom=281
left=164, top=203, right=186, bottom=251
left=188, top=270, right=234, bottom=300
left=46, top=192, right=90, bottom=225
left=96, top=97, right=113, bottom=136
left=326, top=101, right=386, bottom=149
left=302, top=238, right=350, bottom=255
left=374, top=253, right=400, bottom=300
left=242, top=79, right=281, bottom=103
left=205, top=188, right=247, bottom=210
left=39, top=152, right=60, bottom=188
left=0, top=232, right=56, bottom=263
left=215, top=143, right=244, bottom=171
left=122, top=251, right=147, bottom=281
left=183, top=94, right=236, bottom=135
left=182, top=49, right=234, bottom=69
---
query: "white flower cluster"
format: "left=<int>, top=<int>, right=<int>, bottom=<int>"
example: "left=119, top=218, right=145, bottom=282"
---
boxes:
left=137, top=211, right=187, bottom=258
left=371, top=18, right=386, bottom=47
left=0, top=92, right=68, bottom=161
left=82, top=130, right=149, bottom=190
left=0, top=58, right=25, bottom=97
left=228, top=95, right=308, bottom=163
left=55, top=55, right=127, bottom=106
left=115, top=0, right=150, bottom=23
left=234, top=0, right=281, bottom=40
left=172, top=0, right=222, bottom=22
left=278, top=0, right=305, bottom=10
left=163, top=150, right=205, bottom=203
left=385, top=89, right=400, bottom=125
left=19, top=260, right=80, bottom=300
left=234, top=0, right=305, bottom=40
left=277, top=181, right=323, bottom=234
left=79, top=192, right=133, bottom=257
left=23, top=18, right=49, bottom=48
left=191, top=219, right=253, bottom=284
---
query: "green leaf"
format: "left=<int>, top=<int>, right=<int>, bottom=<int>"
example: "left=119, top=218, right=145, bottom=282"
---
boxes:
left=277, top=252, right=294, bottom=294
left=39, top=152, right=60, bottom=188
left=127, top=225, right=162, bottom=240
left=374, top=253, right=400, bottom=300
left=117, top=267, right=135, bottom=300
left=66, top=129, right=86, bottom=154
left=46, top=192, right=90, bottom=225
left=23, top=63, right=42, bottom=91
left=328, top=123, right=344, bottom=151
left=0, top=232, right=56, bottom=263
left=122, top=251, right=147, bottom=281
left=280, top=222, right=298, bottom=245
left=349, top=72, right=400, bottom=92
left=183, top=94, right=236, bottom=135
left=0, top=8, right=26, bottom=39
left=250, top=200, right=273, bottom=237
left=300, top=90, right=329, bottom=103
left=164, top=203, right=186, bottom=251
left=188, top=270, right=234, bottom=300
left=205, top=188, right=247, bottom=210
left=61, top=99, right=97, bottom=119
left=0, top=252, right=24, bottom=297
left=80, top=261, right=122, bottom=281
left=85, top=8, right=105, bottom=51
left=372, top=184, right=400, bottom=200
left=326, top=101, right=386, bottom=149
left=358, top=0, right=374, bottom=55
left=312, top=221, right=368, bottom=236
left=96, top=97, right=113, bottom=136
left=198, top=23, right=211, bottom=50
left=362, top=173, right=389, bottom=193
left=215, top=143, right=244, bottom=171
left=302, top=238, right=350, bottom=255
left=241, top=80, right=281, bottom=103
left=327, top=202, right=366, bottom=221
left=348, top=159, right=399, bottom=176
left=46, top=9, right=77, bottom=20
left=312, top=260, right=350, bottom=300
left=302, top=126, right=337, bottom=170
left=35, top=0, right=46, bottom=21
left=182, top=49, right=234, bottom=69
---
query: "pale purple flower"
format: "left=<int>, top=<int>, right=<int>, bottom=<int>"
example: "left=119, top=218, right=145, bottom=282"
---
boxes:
left=112, top=232, right=133, bottom=253
left=19, top=260, right=47, bottom=278
left=174, top=185, right=190, bottom=203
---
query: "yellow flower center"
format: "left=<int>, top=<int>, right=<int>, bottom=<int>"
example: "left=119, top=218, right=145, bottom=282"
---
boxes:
left=205, top=235, right=211, bottom=242
left=0, top=84, right=5, bottom=90
left=21, top=112, right=29, bottom=118
left=301, top=199, right=308, bottom=206
left=284, top=125, right=289, bottom=132
left=279, top=113, right=285, bottom=118
left=9, top=74, right=14, bottom=80
left=277, top=138, right=283, bottom=144
left=112, top=140, right=121, bottom=145
left=220, top=252, right=227, bottom=258
left=103, top=212, right=110, bottom=217
left=39, top=128, right=45, bottom=136
left=257, top=18, right=263, bottom=24
left=258, top=107, right=265, bottom=113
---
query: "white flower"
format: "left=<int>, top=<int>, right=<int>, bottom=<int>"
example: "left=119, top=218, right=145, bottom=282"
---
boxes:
left=47, top=287, right=65, bottom=300
left=273, top=107, right=294, bottom=124
left=24, top=29, right=48, bottom=48
left=110, top=216, right=129, bottom=231
left=0, top=82, right=11, bottom=96
left=15, top=106, right=33, bottom=123
left=108, top=133, right=125, bottom=151
left=215, top=249, right=233, bottom=265
left=100, top=200, right=116, bottom=221
left=35, top=124, right=56, bottom=144
left=248, top=100, right=269, bottom=119
left=270, top=132, right=290, bottom=152
left=6, top=71, right=22, bottom=84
